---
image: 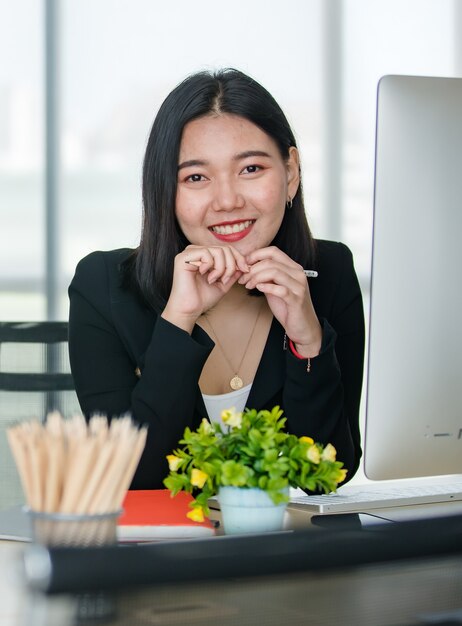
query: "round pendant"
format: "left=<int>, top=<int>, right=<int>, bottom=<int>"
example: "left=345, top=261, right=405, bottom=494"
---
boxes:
left=230, top=375, right=244, bottom=390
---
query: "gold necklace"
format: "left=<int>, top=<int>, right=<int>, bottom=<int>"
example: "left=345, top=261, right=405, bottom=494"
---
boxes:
left=203, top=301, right=264, bottom=390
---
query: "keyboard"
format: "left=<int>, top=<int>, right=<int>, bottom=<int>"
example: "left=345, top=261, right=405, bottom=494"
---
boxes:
left=289, top=481, right=462, bottom=514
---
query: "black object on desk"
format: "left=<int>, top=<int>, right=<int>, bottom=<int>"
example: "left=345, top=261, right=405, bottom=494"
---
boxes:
left=22, top=513, right=462, bottom=626
left=310, top=511, right=395, bottom=530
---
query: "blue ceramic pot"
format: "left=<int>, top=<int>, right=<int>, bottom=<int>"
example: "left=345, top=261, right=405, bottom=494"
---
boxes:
left=217, top=486, right=289, bottom=535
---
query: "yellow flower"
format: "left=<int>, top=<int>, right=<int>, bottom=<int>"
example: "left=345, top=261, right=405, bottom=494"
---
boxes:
left=307, top=445, right=321, bottom=464
left=186, top=507, right=205, bottom=523
left=221, top=407, right=243, bottom=428
left=299, top=436, right=314, bottom=445
left=166, top=454, right=182, bottom=471
left=321, top=443, right=337, bottom=462
left=336, top=468, right=348, bottom=484
left=190, top=468, right=208, bottom=489
left=200, top=418, right=214, bottom=434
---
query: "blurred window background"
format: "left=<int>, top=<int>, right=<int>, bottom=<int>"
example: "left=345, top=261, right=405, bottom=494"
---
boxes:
left=0, top=0, right=459, bottom=320
left=1, top=0, right=460, bottom=484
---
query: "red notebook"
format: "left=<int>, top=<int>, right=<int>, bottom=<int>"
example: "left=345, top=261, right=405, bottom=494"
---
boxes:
left=117, top=490, right=216, bottom=542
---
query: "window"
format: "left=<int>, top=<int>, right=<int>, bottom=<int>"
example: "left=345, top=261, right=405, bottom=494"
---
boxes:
left=0, top=0, right=458, bottom=322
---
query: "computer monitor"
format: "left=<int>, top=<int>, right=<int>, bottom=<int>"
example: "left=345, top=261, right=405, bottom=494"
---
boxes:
left=364, top=74, right=462, bottom=481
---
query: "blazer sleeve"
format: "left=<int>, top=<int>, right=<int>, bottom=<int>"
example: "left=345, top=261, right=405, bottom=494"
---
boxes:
left=68, top=251, right=214, bottom=489
left=281, top=242, right=365, bottom=482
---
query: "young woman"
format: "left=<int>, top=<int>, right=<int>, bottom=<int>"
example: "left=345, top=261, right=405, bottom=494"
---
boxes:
left=68, top=68, right=365, bottom=489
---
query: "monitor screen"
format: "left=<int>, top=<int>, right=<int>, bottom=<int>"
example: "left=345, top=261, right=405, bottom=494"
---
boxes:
left=364, top=74, right=462, bottom=480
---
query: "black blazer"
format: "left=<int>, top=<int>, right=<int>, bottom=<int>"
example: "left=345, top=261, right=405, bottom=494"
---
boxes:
left=68, top=240, right=365, bottom=489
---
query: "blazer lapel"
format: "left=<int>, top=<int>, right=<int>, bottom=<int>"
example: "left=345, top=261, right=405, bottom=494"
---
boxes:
left=247, top=318, right=285, bottom=409
left=191, top=325, right=210, bottom=422
left=194, top=393, right=209, bottom=422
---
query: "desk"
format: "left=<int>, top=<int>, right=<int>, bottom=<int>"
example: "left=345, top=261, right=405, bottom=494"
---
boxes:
left=0, top=541, right=28, bottom=626
left=2, top=502, right=462, bottom=626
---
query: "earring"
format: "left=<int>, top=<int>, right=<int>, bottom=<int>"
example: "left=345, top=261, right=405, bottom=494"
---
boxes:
left=286, top=198, right=293, bottom=210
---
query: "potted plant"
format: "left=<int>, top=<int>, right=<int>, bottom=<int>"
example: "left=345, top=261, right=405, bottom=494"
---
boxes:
left=164, top=406, right=347, bottom=534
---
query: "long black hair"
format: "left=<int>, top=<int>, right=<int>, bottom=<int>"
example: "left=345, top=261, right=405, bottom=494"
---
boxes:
left=123, top=68, right=315, bottom=312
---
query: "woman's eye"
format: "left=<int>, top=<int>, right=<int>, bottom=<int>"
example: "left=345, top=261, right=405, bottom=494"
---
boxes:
left=242, top=164, right=261, bottom=174
left=186, top=173, right=204, bottom=183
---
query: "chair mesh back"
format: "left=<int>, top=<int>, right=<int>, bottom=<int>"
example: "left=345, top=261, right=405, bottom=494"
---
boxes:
left=0, top=322, right=81, bottom=509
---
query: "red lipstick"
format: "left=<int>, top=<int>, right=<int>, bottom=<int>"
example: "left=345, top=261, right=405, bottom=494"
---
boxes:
left=208, top=219, right=255, bottom=243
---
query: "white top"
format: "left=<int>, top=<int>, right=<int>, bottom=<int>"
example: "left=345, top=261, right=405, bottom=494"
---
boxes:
left=202, top=383, right=252, bottom=425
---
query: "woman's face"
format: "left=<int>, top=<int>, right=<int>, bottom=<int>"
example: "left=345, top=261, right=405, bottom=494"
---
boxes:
left=175, top=113, right=300, bottom=256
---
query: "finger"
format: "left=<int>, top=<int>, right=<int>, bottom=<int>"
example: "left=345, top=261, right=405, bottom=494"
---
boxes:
left=183, top=245, right=248, bottom=283
left=238, top=257, right=291, bottom=285
left=229, top=247, right=250, bottom=273
left=246, top=246, right=297, bottom=270
left=204, top=246, right=247, bottom=284
left=183, top=248, right=215, bottom=275
left=254, top=282, right=291, bottom=300
left=206, top=248, right=228, bottom=284
left=245, top=252, right=303, bottom=283
left=243, top=266, right=307, bottom=297
left=215, top=270, right=242, bottom=292
left=218, top=246, right=241, bottom=284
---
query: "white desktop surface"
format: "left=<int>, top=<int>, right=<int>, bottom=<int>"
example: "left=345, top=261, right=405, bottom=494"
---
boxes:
left=0, top=542, right=28, bottom=626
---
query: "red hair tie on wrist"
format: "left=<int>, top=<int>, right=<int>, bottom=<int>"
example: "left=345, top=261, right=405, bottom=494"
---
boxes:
left=288, top=339, right=311, bottom=373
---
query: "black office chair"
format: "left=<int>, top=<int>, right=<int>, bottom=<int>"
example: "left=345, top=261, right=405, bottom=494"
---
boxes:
left=0, top=321, right=81, bottom=509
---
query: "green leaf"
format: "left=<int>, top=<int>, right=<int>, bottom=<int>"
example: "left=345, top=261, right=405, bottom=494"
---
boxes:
left=258, top=475, right=268, bottom=489
left=220, top=460, right=253, bottom=487
left=164, top=405, right=346, bottom=503
left=163, top=472, right=191, bottom=494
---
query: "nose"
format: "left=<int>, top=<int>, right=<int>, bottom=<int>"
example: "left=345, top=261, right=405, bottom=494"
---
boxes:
left=212, top=177, right=245, bottom=212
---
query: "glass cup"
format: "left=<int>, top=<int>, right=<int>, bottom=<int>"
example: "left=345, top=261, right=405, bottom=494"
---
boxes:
left=26, top=509, right=121, bottom=547
left=24, top=508, right=122, bottom=623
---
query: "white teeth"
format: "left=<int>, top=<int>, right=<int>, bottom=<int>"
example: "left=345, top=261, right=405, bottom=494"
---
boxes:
left=211, top=220, right=254, bottom=235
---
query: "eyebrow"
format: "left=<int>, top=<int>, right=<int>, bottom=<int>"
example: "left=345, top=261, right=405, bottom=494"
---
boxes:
left=177, top=150, right=272, bottom=171
left=234, top=150, right=272, bottom=160
left=177, top=159, right=207, bottom=171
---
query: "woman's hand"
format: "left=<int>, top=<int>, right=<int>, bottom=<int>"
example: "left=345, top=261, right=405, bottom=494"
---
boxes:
left=239, top=246, right=322, bottom=358
left=161, top=245, right=249, bottom=333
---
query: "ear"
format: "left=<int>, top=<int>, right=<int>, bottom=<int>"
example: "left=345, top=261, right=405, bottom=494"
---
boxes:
left=286, top=147, right=300, bottom=200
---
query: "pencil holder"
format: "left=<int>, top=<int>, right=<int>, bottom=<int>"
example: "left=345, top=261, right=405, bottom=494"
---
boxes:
left=26, top=508, right=122, bottom=547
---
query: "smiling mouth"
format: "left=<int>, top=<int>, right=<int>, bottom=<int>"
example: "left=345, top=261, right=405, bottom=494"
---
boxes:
left=209, top=220, right=255, bottom=235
